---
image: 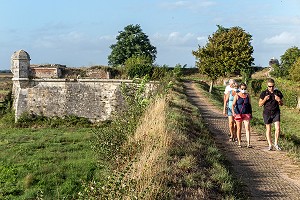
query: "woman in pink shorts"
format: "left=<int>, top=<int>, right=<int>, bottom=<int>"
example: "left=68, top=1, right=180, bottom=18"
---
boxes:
left=232, top=83, right=252, bottom=148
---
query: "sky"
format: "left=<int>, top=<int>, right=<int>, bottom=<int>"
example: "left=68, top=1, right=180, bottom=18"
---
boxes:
left=0, top=0, right=300, bottom=70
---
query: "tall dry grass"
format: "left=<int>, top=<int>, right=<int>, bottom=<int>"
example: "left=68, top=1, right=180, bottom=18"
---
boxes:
left=122, top=97, right=170, bottom=199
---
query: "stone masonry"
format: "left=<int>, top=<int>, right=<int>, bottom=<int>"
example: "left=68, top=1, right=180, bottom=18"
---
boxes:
left=10, top=50, right=156, bottom=122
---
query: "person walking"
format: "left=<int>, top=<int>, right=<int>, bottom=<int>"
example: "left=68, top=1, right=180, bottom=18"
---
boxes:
left=223, top=82, right=238, bottom=141
left=232, top=83, right=252, bottom=148
left=259, top=78, right=284, bottom=151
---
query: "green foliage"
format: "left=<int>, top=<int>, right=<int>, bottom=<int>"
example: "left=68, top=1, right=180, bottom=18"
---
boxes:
left=249, top=79, right=264, bottom=96
left=173, top=63, right=186, bottom=78
left=15, top=113, right=92, bottom=128
left=270, top=63, right=282, bottom=77
left=151, top=65, right=170, bottom=80
left=192, top=25, right=254, bottom=82
left=90, top=77, right=152, bottom=161
left=108, top=24, right=157, bottom=66
left=241, top=67, right=254, bottom=84
left=289, top=56, right=300, bottom=82
left=279, top=46, right=300, bottom=78
left=124, top=55, right=154, bottom=79
left=0, top=90, right=12, bottom=116
left=273, top=78, right=299, bottom=108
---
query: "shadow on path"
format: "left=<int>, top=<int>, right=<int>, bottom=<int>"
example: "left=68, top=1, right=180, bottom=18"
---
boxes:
left=183, top=81, right=300, bottom=200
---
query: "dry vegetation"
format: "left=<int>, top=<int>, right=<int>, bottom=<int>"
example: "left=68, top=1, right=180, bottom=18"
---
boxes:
left=122, top=97, right=169, bottom=199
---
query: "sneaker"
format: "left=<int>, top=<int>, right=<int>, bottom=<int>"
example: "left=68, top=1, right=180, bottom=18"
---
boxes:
left=267, top=146, right=272, bottom=151
left=274, top=145, right=281, bottom=151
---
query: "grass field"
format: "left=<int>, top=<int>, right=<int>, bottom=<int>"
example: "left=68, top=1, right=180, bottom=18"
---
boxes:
left=0, top=126, right=103, bottom=199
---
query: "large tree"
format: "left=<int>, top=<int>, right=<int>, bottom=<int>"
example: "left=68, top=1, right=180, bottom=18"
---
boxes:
left=192, top=25, right=254, bottom=92
left=108, top=24, right=157, bottom=66
left=278, top=46, right=300, bottom=78
left=289, top=56, right=300, bottom=82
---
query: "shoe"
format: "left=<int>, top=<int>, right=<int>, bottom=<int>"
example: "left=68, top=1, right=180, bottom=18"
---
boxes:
left=274, top=145, right=281, bottom=151
left=229, top=137, right=233, bottom=142
left=238, top=144, right=242, bottom=148
left=247, top=145, right=252, bottom=148
left=267, top=146, right=272, bottom=151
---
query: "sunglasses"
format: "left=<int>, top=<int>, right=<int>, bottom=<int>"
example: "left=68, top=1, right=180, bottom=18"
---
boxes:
left=268, top=85, right=275, bottom=88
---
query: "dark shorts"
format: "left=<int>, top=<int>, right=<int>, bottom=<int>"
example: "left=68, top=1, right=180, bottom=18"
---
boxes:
left=263, top=112, right=280, bottom=124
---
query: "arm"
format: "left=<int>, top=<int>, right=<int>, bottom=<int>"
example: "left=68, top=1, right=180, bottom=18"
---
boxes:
left=232, top=95, right=237, bottom=116
left=275, top=95, right=284, bottom=106
left=223, top=92, right=229, bottom=116
left=259, top=95, right=269, bottom=107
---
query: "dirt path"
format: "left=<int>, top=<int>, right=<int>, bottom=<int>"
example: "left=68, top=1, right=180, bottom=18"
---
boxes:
left=184, top=81, right=300, bottom=199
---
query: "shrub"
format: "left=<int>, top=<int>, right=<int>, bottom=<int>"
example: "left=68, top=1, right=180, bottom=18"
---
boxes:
left=124, top=55, right=154, bottom=79
left=249, top=79, right=264, bottom=96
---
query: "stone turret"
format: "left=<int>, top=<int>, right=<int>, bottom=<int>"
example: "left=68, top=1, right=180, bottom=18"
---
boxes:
left=11, top=49, right=30, bottom=79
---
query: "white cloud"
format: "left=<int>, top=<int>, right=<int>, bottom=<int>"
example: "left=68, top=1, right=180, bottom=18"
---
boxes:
left=32, top=32, right=115, bottom=51
left=152, top=32, right=206, bottom=47
left=263, top=32, right=297, bottom=45
left=160, top=0, right=216, bottom=11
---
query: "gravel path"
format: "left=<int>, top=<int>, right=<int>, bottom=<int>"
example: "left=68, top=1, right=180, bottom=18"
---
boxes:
left=184, top=81, right=300, bottom=199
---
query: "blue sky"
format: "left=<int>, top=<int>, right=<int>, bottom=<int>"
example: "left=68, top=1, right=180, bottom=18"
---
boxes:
left=0, top=0, right=300, bottom=70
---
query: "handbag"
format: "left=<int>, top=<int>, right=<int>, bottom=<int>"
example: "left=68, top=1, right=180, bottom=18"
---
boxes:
left=234, top=113, right=242, bottom=120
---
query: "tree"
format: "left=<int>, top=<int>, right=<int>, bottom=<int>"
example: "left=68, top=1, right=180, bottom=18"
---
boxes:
left=279, top=46, right=300, bottom=78
left=192, top=25, right=254, bottom=92
left=108, top=24, right=157, bottom=66
left=289, top=56, right=300, bottom=82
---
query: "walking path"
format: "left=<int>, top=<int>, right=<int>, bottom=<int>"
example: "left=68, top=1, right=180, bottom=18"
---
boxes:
left=184, top=81, right=300, bottom=199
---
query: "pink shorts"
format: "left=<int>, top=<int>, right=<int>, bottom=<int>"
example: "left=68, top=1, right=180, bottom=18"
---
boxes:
left=235, top=114, right=252, bottom=122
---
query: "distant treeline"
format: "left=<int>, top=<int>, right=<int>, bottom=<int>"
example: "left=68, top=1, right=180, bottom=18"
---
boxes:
left=0, top=70, right=11, bottom=73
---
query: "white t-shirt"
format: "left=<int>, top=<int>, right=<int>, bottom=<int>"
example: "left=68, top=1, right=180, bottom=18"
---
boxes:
left=224, top=85, right=232, bottom=94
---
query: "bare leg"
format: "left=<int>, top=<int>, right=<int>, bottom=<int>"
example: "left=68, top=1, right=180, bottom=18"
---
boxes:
left=236, top=121, right=242, bottom=146
left=228, top=116, right=235, bottom=139
left=243, top=120, right=251, bottom=146
left=274, top=121, right=280, bottom=146
left=233, top=121, right=237, bottom=139
left=266, top=124, right=272, bottom=147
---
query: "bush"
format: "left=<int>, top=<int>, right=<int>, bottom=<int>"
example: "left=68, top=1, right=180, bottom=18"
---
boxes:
left=267, top=78, right=299, bottom=108
left=249, top=79, right=264, bottom=96
left=124, top=55, right=153, bottom=79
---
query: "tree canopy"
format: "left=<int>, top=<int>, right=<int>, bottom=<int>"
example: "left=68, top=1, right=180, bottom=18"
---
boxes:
left=289, top=56, right=300, bottom=82
left=192, top=25, right=254, bottom=85
left=279, top=46, right=300, bottom=78
left=108, top=24, right=157, bottom=66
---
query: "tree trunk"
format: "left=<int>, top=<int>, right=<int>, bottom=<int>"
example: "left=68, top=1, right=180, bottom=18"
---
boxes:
left=209, top=81, right=213, bottom=93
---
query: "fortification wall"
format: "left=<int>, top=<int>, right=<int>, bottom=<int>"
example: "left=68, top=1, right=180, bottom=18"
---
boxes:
left=13, top=79, right=140, bottom=122
left=10, top=50, right=156, bottom=122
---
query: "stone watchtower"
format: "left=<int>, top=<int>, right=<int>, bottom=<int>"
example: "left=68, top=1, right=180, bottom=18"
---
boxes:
left=11, top=50, right=31, bottom=120
left=11, top=49, right=30, bottom=79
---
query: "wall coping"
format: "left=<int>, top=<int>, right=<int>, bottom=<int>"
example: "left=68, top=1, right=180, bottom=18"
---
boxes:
left=13, top=78, right=158, bottom=83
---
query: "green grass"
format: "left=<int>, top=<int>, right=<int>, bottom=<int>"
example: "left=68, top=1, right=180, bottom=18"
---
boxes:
left=0, top=127, right=104, bottom=199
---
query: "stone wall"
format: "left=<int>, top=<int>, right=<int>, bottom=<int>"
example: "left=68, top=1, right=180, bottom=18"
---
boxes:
left=13, top=78, right=155, bottom=122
